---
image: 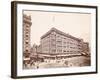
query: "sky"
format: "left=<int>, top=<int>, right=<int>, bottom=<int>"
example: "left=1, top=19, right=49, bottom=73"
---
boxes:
left=23, top=10, right=91, bottom=46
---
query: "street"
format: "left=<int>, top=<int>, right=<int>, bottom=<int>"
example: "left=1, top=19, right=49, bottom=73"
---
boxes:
left=24, top=55, right=91, bottom=69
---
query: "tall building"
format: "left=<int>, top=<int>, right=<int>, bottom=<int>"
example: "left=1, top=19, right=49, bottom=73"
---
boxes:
left=40, top=27, right=88, bottom=58
left=23, top=14, right=32, bottom=66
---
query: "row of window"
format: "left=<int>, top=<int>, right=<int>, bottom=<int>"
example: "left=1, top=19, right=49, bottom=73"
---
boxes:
left=24, top=26, right=30, bottom=53
left=42, top=37, right=81, bottom=46
left=50, top=33, right=79, bottom=42
left=52, top=45, right=80, bottom=49
left=51, top=40, right=80, bottom=45
left=51, top=49, right=81, bottom=53
left=42, top=48, right=81, bottom=53
left=42, top=43, right=81, bottom=50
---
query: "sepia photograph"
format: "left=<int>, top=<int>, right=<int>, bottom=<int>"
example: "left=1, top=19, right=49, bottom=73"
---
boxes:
left=23, top=10, right=91, bottom=69
left=11, top=1, right=97, bottom=78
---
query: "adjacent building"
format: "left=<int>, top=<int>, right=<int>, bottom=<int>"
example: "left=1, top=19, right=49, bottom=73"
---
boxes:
left=23, top=14, right=32, bottom=67
left=82, top=42, right=90, bottom=56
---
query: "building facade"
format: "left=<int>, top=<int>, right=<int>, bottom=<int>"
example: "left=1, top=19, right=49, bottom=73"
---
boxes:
left=23, top=14, right=32, bottom=67
left=40, top=27, right=87, bottom=58
left=82, top=42, right=90, bottom=56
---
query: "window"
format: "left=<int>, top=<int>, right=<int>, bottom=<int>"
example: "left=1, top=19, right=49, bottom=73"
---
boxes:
left=78, top=51, right=80, bottom=53
left=78, top=48, right=81, bottom=49
left=70, top=51, right=72, bottom=52
left=63, top=42, right=66, bottom=44
left=57, top=45, right=62, bottom=48
left=63, top=50, right=66, bottom=52
left=57, top=41, right=62, bottom=43
left=63, top=46, right=66, bottom=48
left=57, top=49, right=62, bottom=52
left=57, top=36, right=60, bottom=37
left=51, top=39, right=55, bottom=41
left=70, top=47, right=72, bottom=48
left=25, top=49, right=29, bottom=52
left=51, top=44, right=56, bottom=47
left=64, top=38, right=66, bottom=39
left=67, top=42, right=69, bottom=44
left=52, top=49, right=56, bottom=52
left=78, top=44, right=81, bottom=46
left=25, top=42, right=29, bottom=44
left=25, top=35, right=29, bottom=37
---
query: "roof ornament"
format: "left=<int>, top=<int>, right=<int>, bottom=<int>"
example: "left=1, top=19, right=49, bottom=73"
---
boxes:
left=52, top=15, right=55, bottom=27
